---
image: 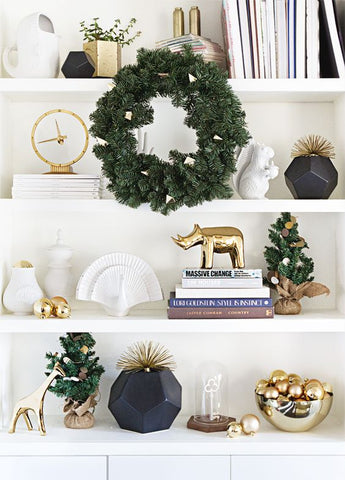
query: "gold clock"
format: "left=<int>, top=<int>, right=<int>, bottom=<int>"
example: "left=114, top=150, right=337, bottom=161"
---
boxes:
left=31, top=109, right=89, bottom=174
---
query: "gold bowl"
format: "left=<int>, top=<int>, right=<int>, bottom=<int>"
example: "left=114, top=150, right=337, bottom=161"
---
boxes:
left=255, top=392, right=333, bottom=432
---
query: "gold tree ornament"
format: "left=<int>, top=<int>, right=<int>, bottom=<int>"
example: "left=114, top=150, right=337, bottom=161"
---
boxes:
left=291, top=134, right=335, bottom=159
left=116, top=341, right=176, bottom=373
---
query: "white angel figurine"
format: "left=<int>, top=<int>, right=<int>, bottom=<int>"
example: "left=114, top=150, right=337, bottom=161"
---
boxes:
left=233, top=139, right=279, bottom=200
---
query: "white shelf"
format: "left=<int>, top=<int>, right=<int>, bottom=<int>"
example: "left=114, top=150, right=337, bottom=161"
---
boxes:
left=0, top=309, right=344, bottom=333
left=1, top=415, right=343, bottom=456
left=3, top=199, right=345, bottom=214
left=0, top=78, right=344, bottom=103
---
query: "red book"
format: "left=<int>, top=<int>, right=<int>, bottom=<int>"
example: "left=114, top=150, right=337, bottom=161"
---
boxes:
left=167, top=306, right=274, bottom=319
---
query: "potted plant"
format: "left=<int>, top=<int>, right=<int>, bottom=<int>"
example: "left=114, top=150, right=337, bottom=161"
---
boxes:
left=46, top=332, right=105, bottom=429
left=284, top=134, right=338, bottom=199
left=80, top=17, right=141, bottom=77
left=108, top=341, right=181, bottom=433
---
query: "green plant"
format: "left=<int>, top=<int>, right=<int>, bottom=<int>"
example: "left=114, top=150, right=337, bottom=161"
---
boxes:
left=80, top=17, right=141, bottom=46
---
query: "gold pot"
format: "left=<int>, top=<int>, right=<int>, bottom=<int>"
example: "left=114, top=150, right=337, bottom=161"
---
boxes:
left=255, top=392, right=333, bottom=432
left=83, top=40, right=121, bottom=77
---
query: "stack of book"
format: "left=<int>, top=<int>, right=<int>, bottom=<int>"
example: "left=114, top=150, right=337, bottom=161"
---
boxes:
left=12, top=174, right=101, bottom=199
left=167, top=268, right=273, bottom=319
left=156, top=34, right=227, bottom=70
left=222, top=0, right=345, bottom=79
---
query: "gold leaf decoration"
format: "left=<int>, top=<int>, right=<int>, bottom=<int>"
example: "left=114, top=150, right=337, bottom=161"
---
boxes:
left=117, top=341, right=176, bottom=373
left=291, top=134, right=335, bottom=159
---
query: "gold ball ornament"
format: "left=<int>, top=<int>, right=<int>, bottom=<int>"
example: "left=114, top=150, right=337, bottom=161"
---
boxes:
left=269, top=369, right=288, bottom=384
left=227, top=422, right=242, bottom=438
left=240, top=414, right=260, bottom=436
left=33, top=298, right=54, bottom=319
left=275, top=379, right=289, bottom=394
left=288, top=382, right=303, bottom=399
left=80, top=345, right=89, bottom=354
left=256, top=387, right=268, bottom=396
left=322, top=382, right=333, bottom=394
left=305, top=383, right=325, bottom=400
left=54, top=302, right=71, bottom=319
left=288, top=373, right=303, bottom=384
left=256, top=379, right=269, bottom=389
left=263, top=387, right=279, bottom=399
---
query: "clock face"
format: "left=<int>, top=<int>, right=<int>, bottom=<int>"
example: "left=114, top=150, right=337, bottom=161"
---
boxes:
left=31, top=109, right=89, bottom=167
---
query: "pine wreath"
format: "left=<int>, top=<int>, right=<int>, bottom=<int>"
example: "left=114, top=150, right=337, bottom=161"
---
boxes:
left=90, top=47, right=250, bottom=214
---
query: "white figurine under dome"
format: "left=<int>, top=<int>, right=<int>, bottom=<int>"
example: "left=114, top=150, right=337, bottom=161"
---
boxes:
left=233, top=139, right=279, bottom=200
left=44, top=230, right=74, bottom=301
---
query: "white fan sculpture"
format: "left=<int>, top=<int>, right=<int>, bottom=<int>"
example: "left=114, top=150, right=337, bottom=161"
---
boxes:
left=76, top=253, right=163, bottom=316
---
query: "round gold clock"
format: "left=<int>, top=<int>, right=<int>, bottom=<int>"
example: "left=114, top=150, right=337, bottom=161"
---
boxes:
left=31, top=109, right=89, bottom=174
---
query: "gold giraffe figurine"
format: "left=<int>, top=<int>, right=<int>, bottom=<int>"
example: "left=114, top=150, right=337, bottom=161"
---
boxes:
left=8, top=362, right=65, bottom=436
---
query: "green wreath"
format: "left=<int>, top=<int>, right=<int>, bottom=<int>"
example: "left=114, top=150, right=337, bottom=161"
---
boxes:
left=90, top=47, right=249, bottom=215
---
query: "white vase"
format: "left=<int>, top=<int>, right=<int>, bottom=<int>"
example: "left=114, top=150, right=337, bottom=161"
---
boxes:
left=2, top=12, right=59, bottom=78
left=3, top=267, right=44, bottom=315
left=44, top=230, right=74, bottom=301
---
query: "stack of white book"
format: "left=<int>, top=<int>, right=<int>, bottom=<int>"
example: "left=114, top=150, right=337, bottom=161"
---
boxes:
left=12, top=174, right=101, bottom=199
left=156, top=34, right=227, bottom=70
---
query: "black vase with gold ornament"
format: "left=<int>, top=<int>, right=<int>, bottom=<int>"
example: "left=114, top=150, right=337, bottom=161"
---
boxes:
left=108, top=341, right=181, bottom=434
left=284, top=134, right=338, bottom=199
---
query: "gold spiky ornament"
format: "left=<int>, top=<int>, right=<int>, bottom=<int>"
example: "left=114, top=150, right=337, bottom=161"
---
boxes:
left=117, top=341, right=176, bottom=373
left=291, top=134, right=335, bottom=159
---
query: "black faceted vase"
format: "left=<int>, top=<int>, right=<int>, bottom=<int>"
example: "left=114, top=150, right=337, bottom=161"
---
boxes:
left=108, top=370, right=182, bottom=433
left=61, top=51, right=95, bottom=78
left=284, top=155, right=338, bottom=199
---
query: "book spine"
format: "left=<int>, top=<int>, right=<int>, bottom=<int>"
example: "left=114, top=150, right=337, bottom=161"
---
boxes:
left=182, top=268, right=262, bottom=278
left=175, top=285, right=270, bottom=298
left=169, top=298, right=272, bottom=307
left=167, top=306, right=274, bottom=319
left=181, top=278, right=263, bottom=288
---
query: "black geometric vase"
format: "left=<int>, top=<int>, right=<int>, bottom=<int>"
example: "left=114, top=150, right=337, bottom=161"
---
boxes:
left=284, top=155, right=338, bottom=199
left=108, top=370, right=182, bottom=433
left=61, top=51, right=95, bottom=78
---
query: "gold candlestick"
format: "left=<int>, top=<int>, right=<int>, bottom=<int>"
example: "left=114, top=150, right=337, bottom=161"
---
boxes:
left=173, top=7, right=184, bottom=37
left=189, top=6, right=200, bottom=35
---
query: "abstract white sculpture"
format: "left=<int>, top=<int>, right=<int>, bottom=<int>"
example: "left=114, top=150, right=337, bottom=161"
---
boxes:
left=3, top=13, right=59, bottom=78
left=233, top=139, right=279, bottom=200
left=76, top=253, right=163, bottom=316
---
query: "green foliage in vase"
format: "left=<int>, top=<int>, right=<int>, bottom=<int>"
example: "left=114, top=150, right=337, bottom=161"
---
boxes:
left=264, top=212, right=314, bottom=285
left=46, top=332, right=105, bottom=404
left=80, top=17, right=141, bottom=46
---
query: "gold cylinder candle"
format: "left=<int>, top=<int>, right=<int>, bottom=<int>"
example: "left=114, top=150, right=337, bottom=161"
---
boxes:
left=173, top=8, right=184, bottom=37
left=189, top=6, right=201, bottom=35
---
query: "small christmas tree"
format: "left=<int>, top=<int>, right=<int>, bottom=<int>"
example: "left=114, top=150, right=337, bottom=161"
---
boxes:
left=264, top=212, right=314, bottom=285
left=46, top=332, right=105, bottom=428
left=264, top=212, right=329, bottom=314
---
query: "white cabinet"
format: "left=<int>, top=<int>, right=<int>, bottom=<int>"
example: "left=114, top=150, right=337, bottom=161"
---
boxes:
left=231, top=456, right=345, bottom=480
left=109, top=456, right=230, bottom=480
left=0, top=456, right=107, bottom=480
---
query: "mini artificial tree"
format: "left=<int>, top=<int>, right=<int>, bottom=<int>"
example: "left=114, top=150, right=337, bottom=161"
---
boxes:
left=264, top=212, right=329, bottom=314
left=46, top=332, right=105, bottom=429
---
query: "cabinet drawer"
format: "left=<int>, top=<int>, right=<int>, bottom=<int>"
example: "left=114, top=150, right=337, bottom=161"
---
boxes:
left=0, top=456, right=107, bottom=480
left=232, top=455, right=345, bottom=480
left=109, top=455, right=230, bottom=480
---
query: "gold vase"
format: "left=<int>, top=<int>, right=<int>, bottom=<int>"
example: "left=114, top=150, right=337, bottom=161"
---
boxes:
left=83, top=40, right=121, bottom=77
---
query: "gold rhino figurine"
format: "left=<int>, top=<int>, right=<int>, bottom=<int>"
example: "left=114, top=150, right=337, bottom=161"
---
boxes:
left=172, top=224, right=245, bottom=269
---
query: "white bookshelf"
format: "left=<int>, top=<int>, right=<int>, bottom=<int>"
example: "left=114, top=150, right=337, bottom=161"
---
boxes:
left=1, top=0, right=345, bottom=478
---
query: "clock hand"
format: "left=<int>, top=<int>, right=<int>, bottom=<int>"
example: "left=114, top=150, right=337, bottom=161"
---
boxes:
left=55, top=119, right=62, bottom=137
left=38, top=135, right=67, bottom=144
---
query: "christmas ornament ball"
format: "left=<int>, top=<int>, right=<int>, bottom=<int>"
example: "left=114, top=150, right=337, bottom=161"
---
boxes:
left=227, top=422, right=242, bottom=438
left=275, top=379, right=289, bottom=394
left=305, top=383, right=325, bottom=400
left=240, top=414, right=260, bottom=436
left=288, top=373, right=303, bottom=384
left=256, top=378, right=269, bottom=389
left=34, top=298, right=54, bottom=319
left=269, top=369, right=288, bottom=384
left=288, top=382, right=303, bottom=399
left=54, top=302, right=71, bottom=319
left=263, top=387, right=279, bottom=399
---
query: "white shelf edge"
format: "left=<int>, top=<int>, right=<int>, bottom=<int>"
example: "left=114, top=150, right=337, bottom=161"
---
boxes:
left=0, top=78, right=344, bottom=102
left=0, top=415, right=343, bottom=456
left=2, top=199, right=345, bottom=214
left=0, top=310, right=344, bottom=333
